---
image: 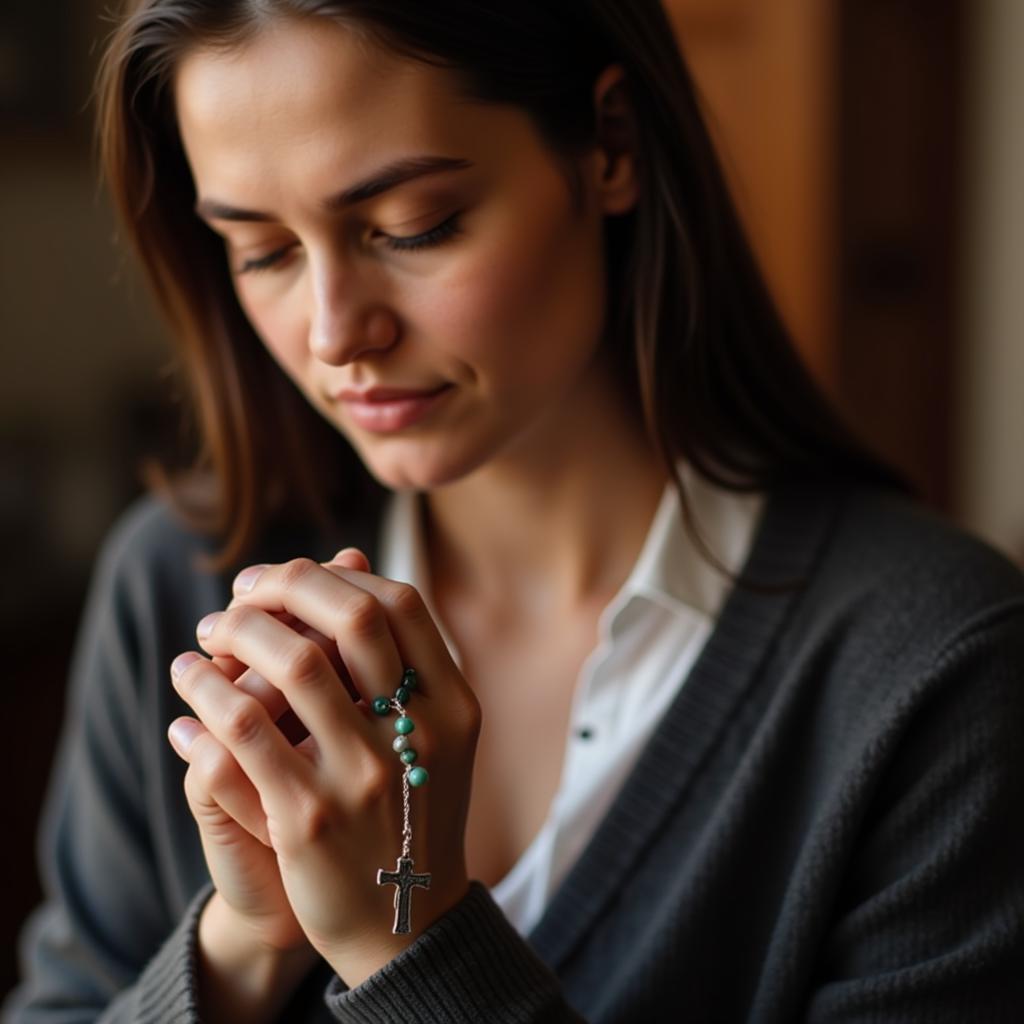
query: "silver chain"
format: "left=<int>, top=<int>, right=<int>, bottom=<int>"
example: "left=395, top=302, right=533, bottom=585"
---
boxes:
left=394, top=696, right=414, bottom=859
left=401, top=767, right=412, bottom=859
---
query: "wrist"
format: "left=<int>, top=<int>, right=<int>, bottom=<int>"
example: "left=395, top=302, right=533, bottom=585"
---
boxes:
left=324, top=877, right=471, bottom=989
left=197, top=893, right=318, bottom=1024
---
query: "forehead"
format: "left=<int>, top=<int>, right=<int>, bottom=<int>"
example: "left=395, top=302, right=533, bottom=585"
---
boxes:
left=173, top=17, right=480, bottom=194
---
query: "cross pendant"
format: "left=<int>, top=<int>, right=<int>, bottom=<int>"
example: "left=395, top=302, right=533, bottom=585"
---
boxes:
left=376, top=856, right=432, bottom=934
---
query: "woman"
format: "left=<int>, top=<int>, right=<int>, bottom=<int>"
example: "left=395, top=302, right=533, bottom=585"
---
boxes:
left=8, top=1, right=1024, bottom=1021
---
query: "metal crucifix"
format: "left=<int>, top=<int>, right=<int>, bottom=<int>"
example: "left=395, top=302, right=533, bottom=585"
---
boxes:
left=377, top=856, right=432, bottom=933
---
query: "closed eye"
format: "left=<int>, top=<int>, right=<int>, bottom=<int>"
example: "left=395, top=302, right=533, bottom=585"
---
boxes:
left=236, top=246, right=297, bottom=275
left=234, top=213, right=463, bottom=275
left=380, top=212, right=462, bottom=252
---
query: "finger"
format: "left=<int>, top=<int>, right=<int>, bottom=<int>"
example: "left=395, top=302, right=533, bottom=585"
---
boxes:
left=214, top=610, right=300, bottom=685
left=231, top=667, right=310, bottom=745
left=227, top=547, right=368, bottom=606
left=171, top=650, right=315, bottom=815
left=168, top=715, right=272, bottom=845
left=231, top=667, right=288, bottom=719
left=216, top=594, right=359, bottom=732
left=312, top=569, right=483, bottom=777
left=231, top=616, right=361, bottom=738
left=316, top=566, right=462, bottom=703
left=213, top=653, right=248, bottom=681
left=222, top=558, right=406, bottom=708
left=192, top=599, right=378, bottom=755
left=229, top=568, right=364, bottom=708
left=328, top=547, right=372, bottom=573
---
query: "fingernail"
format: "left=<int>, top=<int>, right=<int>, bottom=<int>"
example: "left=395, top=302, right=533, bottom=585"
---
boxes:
left=168, top=718, right=201, bottom=756
left=233, top=564, right=269, bottom=594
left=171, top=651, right=201, bottom=680
left=196, top=612, right=221, bottom=640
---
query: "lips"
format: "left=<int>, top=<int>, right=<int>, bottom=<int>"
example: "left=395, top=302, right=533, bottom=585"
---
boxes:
left=333, top=382, right=453, bottom=433
left=334, top=384, right=449, bottom=403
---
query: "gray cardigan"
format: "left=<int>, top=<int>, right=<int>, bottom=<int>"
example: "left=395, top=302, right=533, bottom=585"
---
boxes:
left=6, top=482, right=1024, bottom=1022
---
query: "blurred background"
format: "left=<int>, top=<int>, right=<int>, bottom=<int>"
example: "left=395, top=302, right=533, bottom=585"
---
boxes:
left=2, top=0, right=1022, bottom=992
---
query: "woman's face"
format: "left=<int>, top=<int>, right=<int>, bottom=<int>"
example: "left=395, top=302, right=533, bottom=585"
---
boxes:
left=175, top=18, right=636, bottom=491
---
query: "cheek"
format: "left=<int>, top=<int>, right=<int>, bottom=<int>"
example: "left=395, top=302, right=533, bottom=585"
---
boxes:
left=237, top=285, right=309, bottom=380
left=425, top=212, right=607, bottom=387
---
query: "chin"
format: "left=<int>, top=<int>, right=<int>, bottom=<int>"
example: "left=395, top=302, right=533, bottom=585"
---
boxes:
left=357, top=444, right=487, bottom=494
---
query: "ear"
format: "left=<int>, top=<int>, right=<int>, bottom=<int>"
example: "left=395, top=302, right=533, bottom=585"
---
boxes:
left=591, top=64, right=640, bottom=216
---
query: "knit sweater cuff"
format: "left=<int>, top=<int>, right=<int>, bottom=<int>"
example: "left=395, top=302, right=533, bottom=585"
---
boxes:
left=130, top=882, right=211, bottom=1023
left=323, top=882, right=581, bottom=1023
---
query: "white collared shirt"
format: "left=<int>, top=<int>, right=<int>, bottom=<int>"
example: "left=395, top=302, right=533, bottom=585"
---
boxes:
left=379, top=467, right=763, bottom=934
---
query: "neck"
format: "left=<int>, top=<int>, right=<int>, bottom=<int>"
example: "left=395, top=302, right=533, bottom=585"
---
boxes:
left=422, top=376, right=668, bottom=620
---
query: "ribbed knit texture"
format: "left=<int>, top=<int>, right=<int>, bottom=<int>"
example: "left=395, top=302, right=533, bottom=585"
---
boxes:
left=7, top=483, right=1024, bottom=1022
left=130, top=885, right=208, bottom=1023
left=324, top=883, right=583, bottom=1023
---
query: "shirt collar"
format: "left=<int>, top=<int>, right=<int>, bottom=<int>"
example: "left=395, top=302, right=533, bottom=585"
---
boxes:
left=614, top=463, right=764, bottom=625
left=378, top=464, right=764, bottom=648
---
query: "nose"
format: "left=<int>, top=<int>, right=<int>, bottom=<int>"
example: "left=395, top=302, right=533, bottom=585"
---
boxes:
left=308, top=259, right=398, bottom=365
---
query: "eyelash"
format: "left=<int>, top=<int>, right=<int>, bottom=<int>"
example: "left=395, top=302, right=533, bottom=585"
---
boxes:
left=385, top=212, right=462, bottom=252
left=236, top=213, right=463, bottom=275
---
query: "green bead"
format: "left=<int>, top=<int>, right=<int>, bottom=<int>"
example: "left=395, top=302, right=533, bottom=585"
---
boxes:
left=399, top=748, right=418, bottom=765
left=408, top=766, right=429, bottom=787
left=402, top=668, right=418, bottom=690
left=395, top=686, right=411, bottom=704
left=394, top=716, right=415, bottom=735
left=372, top=697, right=391, bottom=716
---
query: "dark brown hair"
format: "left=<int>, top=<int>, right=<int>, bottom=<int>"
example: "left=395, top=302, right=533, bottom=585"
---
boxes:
left=96, top=0, right=902, bottom=569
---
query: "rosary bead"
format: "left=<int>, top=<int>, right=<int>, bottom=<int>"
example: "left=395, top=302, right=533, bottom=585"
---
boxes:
left=408, top=766, right=429, bottom=787
left=372, top=697, right=392, bottom=716
left=395, top=716, right=415, bottom=736
left=392, top=735, right=410, bottom=753
left=399, top=748, right=418, bottom=765
left=402, top=668, right=418, bottom=690
left=395, top=686, right=411, bottom=704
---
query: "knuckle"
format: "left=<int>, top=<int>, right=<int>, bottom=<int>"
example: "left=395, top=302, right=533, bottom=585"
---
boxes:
left=219, top=604, right=255, bottom=637
left=462, top=692, right=484, bottom=736
left=353, top=756, right=393, bottom=811
left=183, top=773, right=217, bottom=818
left=182, top=765, right=205, bottom=806
left=221, top=698, right=266, bottom=746
left=291, top=794, right=334, bottom=846
left=192, top=743, right=237, bottom=793
left=183, top=762, right=222, bottom=814
left=337, top=593, right=384, bottom=640
left=280, top=557, right=318, bottom=591
left=447, top=689, right=483, bottom=744
left=283, top=640, right=328, bottom=689
left=386, top=581, right=428, bottom=620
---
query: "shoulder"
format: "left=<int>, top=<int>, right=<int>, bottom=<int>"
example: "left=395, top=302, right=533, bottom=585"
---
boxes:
left=68, top=496, right=230, bottom=700
left=86, top=493, right=227, bottom=625
left=773, top=483, right=1024, bottom=722
left=833, top=485, right=1020, bottom=581
left=811, top=485, right=1024, bottom=640
left=97, top=492, right=221, bottom=579
left=88, top=489, right=387, bottom=628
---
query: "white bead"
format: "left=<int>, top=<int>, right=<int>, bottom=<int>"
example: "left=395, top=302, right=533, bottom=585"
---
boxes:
left=393, top=735, right=410, bottom=753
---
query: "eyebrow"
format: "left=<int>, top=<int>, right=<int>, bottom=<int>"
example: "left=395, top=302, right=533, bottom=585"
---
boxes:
left=194, top=155, right=474, bottom=223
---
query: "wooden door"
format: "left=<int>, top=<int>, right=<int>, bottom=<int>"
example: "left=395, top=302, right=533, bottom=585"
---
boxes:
left=664, top=0, right=965, bottom=507
left=664, top=0, right=838, bottom=393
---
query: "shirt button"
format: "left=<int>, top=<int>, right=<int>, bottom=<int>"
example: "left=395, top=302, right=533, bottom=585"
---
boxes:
left=575, top=726, right=596, bottom=741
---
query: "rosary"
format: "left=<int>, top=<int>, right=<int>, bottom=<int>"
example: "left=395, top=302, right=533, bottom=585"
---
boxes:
left=372, top=668, right=431, bottom=933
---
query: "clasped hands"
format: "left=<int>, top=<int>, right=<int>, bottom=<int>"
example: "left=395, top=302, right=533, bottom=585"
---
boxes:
left=167, top=547, right=480, bottom=985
